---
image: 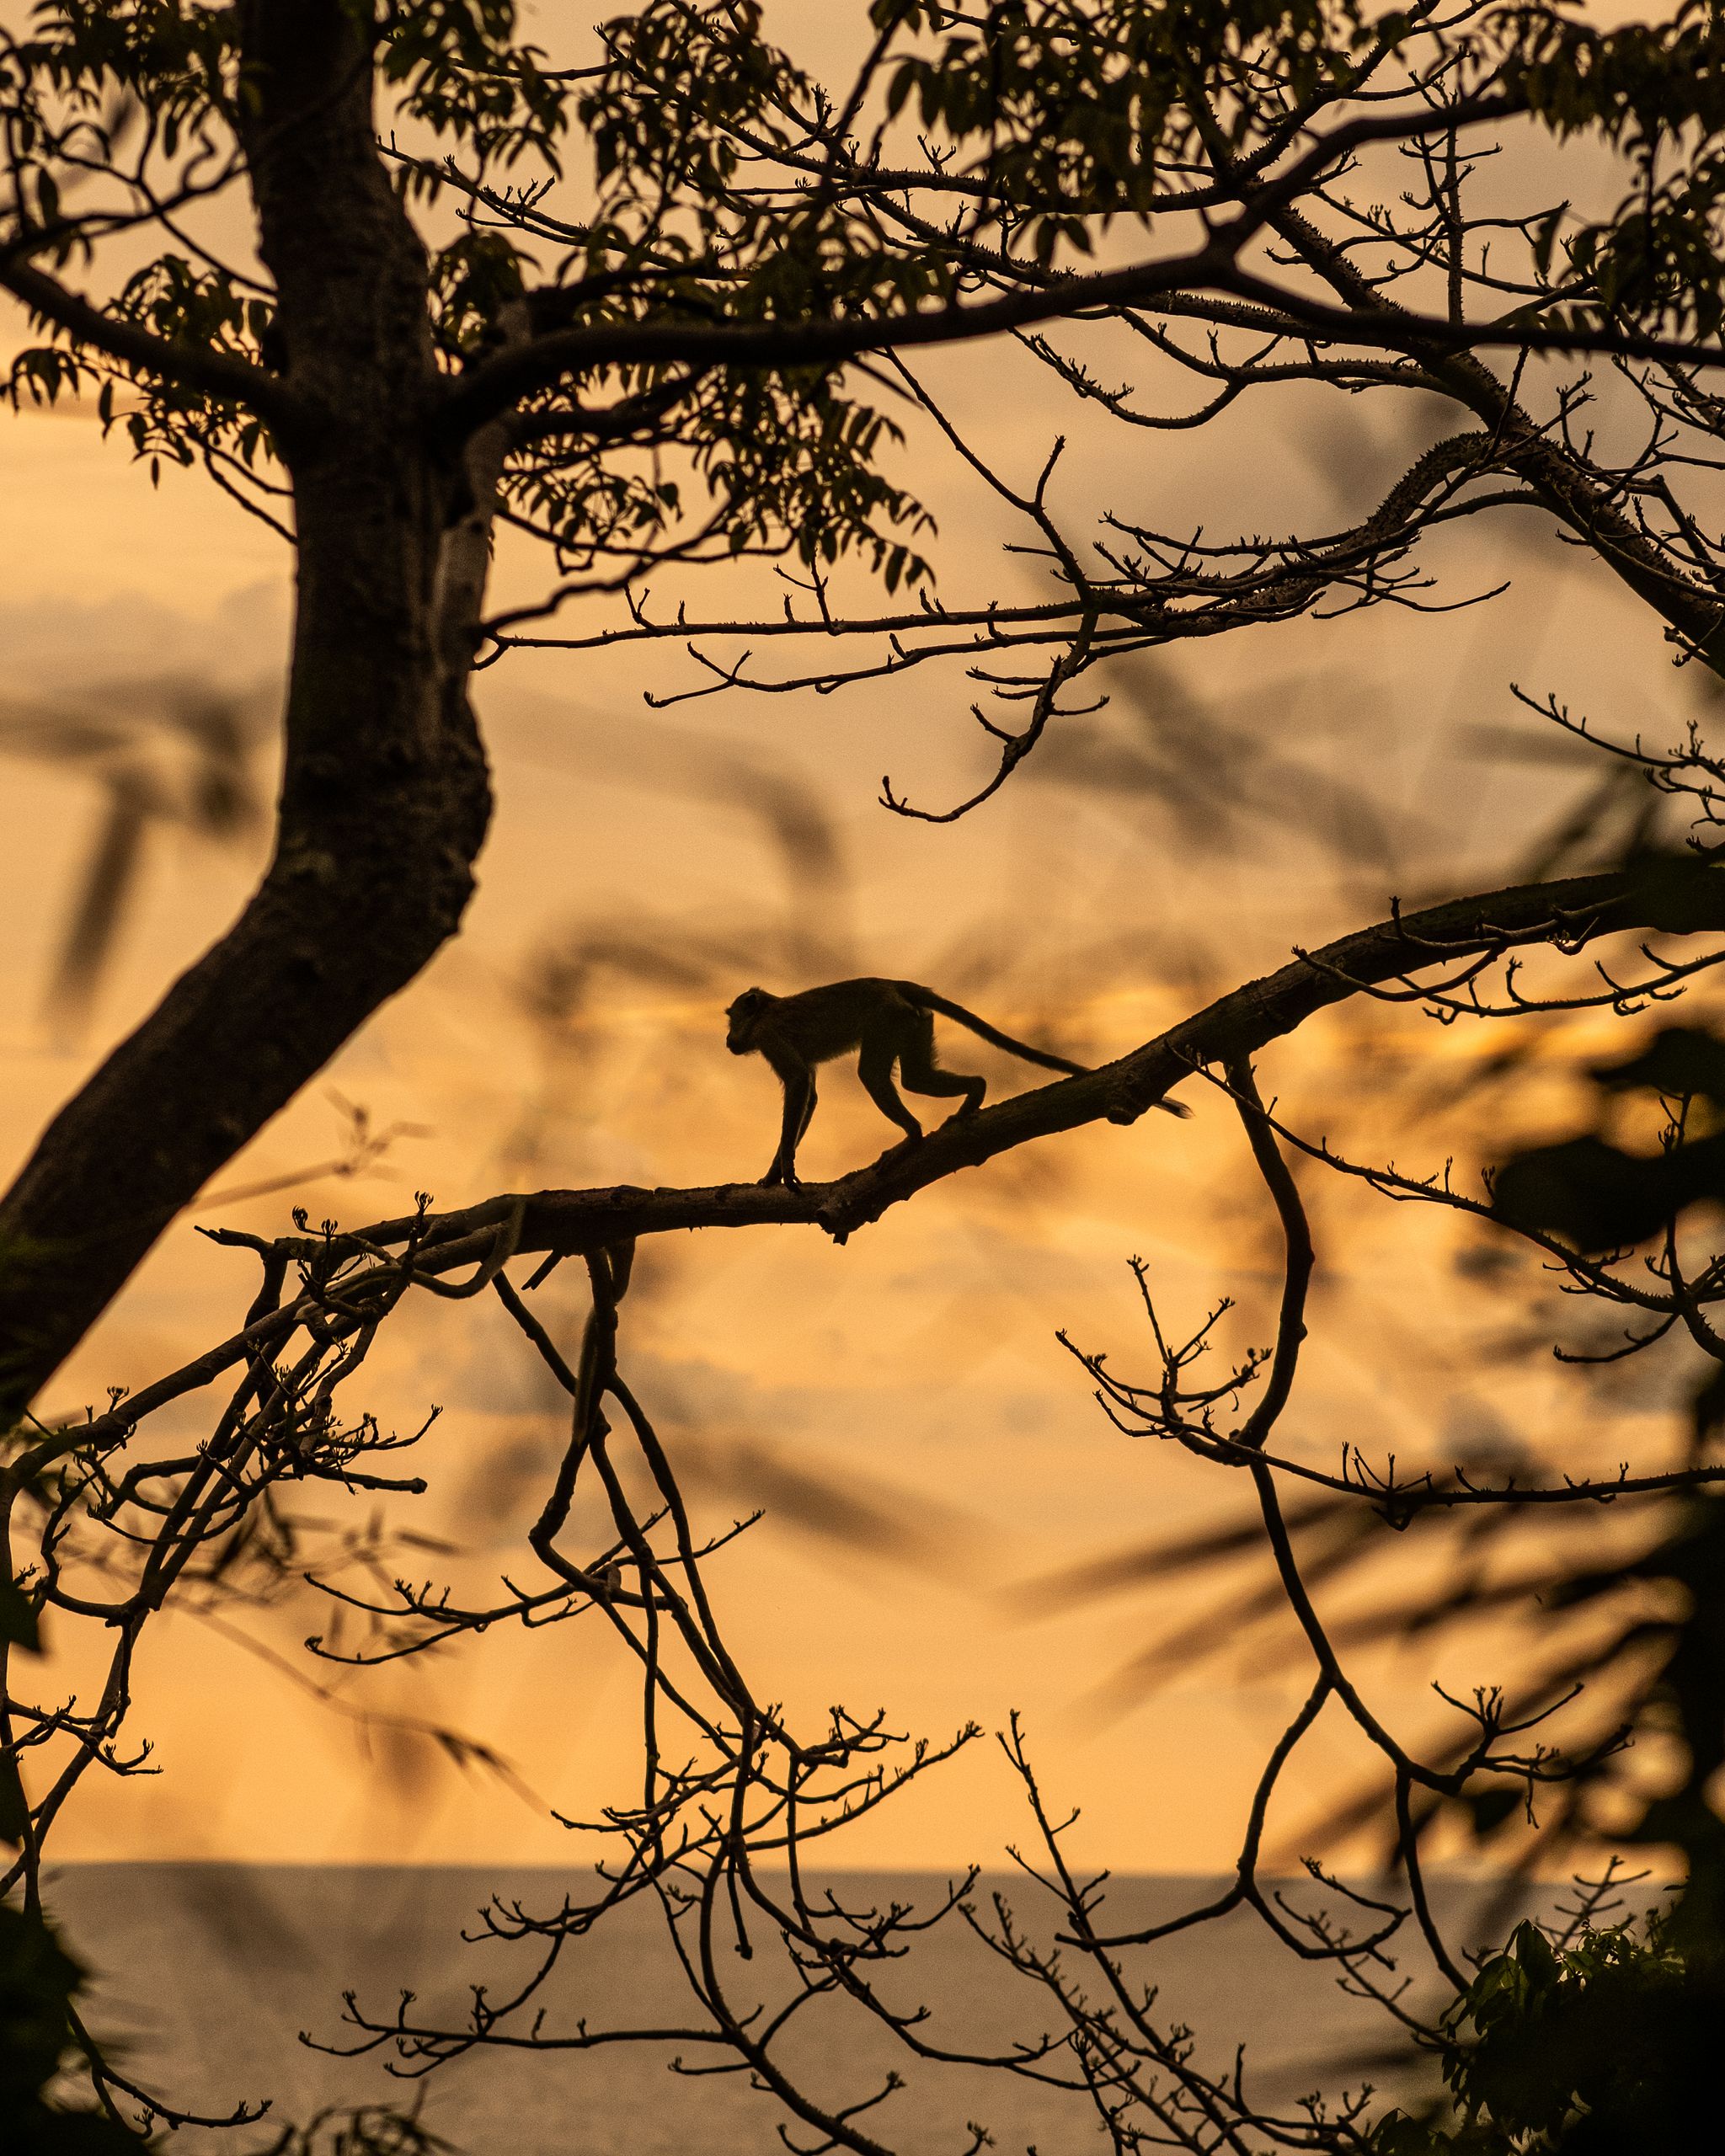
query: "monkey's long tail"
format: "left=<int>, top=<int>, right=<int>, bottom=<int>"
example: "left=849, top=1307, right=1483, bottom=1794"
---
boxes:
left=895, top=983, right=1083, bottom=1071
left=896, top=983, right=1193, bottom=1118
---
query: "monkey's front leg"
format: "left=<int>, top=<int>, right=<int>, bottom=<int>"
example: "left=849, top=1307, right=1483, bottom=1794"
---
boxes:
left=761, top=1072, right=814, bottom=1186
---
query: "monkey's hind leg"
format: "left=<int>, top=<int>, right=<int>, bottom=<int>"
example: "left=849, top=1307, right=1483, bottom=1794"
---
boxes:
left=858, top=1036, right=926, bottom=1146
left=897, top=1011, right=986, bottom=1123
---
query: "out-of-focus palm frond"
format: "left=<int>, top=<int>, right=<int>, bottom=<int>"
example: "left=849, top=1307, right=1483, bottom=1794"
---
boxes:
left=0, top=675, right=275, bottom=1026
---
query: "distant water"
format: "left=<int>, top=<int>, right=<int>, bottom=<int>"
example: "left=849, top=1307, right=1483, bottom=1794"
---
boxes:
left=46, top=1865, right=1545, bottom=2153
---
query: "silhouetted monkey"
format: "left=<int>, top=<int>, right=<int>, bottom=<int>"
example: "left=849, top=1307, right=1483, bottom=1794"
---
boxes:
left=725, top=978, right=1190, bottom=1187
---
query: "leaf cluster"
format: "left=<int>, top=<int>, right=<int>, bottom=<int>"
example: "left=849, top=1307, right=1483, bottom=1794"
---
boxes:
left=16, top=0, right=563, bottom=153
left=373, top=0, right=567, bottom=169
left=12, top=3, right=238, bottom=140
left=0, top=1905, right=136, bottom=2153
left=1508, top=3, right=1725, bottom=342
left=581, top=0, right=814, bottom=222
left=876, top=0, right=1388, bottom=256
left=508, top=364, right=932, bottom=584
left=1373, top=1911, right=1718, bottom=2155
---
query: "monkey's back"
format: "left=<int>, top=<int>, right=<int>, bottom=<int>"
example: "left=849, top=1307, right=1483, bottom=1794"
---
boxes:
left=782, top=978, right=921, bottom=1062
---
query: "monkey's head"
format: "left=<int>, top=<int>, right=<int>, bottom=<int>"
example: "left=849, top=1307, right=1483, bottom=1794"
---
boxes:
left=725, top=987, right=774, bottom=1054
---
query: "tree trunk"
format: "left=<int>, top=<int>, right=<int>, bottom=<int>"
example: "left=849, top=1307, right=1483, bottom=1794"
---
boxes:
left=0, top=2, right=492, bottom=1415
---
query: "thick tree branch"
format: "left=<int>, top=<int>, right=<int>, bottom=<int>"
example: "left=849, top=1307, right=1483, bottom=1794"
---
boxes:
left=82, top=857, right=1725, bottom=1438
left=498, top=858, right=1725, bottom=1252
left=1232, top=191, right=1725, bottom=670
left=441, top=249, right=1725, bottom=451
left=438, top=242, right=1238, bottom=441
left=435, top=63, right=1725, bottom=454
left=1220, top=265, right=1725, bottom=400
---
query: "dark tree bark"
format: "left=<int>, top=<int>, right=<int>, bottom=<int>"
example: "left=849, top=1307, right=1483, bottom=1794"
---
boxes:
left=0, top=3, right=493, bottom=1414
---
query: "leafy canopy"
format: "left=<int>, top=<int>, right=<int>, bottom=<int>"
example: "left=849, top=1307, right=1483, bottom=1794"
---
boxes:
left=9, top=4, right=1725, bottom=592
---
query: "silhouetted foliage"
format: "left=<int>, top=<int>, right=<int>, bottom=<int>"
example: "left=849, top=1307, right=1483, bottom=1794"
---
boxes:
left=1373, top=1913, right=1717, bottom=2154
left=0, top=1907, right=135, bottom=2154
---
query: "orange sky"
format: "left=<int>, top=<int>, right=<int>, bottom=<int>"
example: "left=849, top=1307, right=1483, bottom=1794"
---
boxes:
left=0, top=17, right=1705, bottom=1876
